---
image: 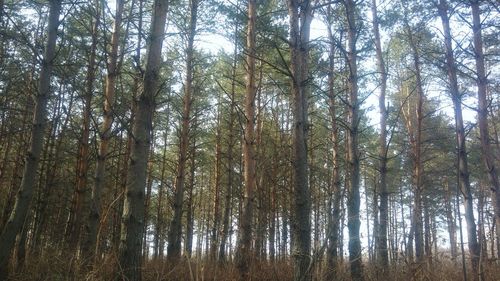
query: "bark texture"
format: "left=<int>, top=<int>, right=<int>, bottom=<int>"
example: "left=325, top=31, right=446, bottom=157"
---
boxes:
left=438, top=1, right=481, bottom=279
left=0, top=0, right=61, bottom=275
left=345, top=0, right=364, bottom=279
left=88, top=0, right=124, bottom=258
left=235, top=0, right=257, bottom=277
left=287, top=1, right=312, bottom=280
left=371, top=0, right=389, bottom=270
left=118, top=0, right=168, bottom=279
left=471, top=0, right=500, bottom=264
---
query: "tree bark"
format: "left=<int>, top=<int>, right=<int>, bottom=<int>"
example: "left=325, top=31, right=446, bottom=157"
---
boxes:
left=88, top=0, right=124, bottom=258
left=0, top=0, right=61, bottom=276
left=401, top=18, right=425, bottom=263
left=471, top=0, right=500, bottom=263
left=185, top=137, right=196, bottom=257
left=326, top=13, right=342, bottom=278
left=371, top=0, right=389, bottom=270
left=438, top=0, right=482, bottom=278
left=443, top=178, right=457, bottom=261
left=167, top=0, right=198, bottom=261
left=219, top=21, right=238, bottom=262
left=68, top=1, right=100, bottom=257
left=154, top=130, right=169, bottom=258
left=235, top=0, right=257, bottom=277
left=118, top=0, right=168, bottom=279
left=344, top=0, right=364, bottom=279
left=287, top=1, right=312, bottom=280
left=210, top=108, right=222, bottom=261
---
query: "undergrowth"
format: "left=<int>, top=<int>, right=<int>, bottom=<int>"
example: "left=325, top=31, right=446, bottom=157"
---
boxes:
left=6, top=251, right=500, bottom=281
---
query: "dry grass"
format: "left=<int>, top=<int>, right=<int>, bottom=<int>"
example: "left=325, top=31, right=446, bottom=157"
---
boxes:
left=6, top=252, right=500, bottom=281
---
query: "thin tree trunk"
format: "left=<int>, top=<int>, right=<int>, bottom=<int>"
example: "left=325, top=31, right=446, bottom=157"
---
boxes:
left=142, top=147, right=155, bottom=260
left=344, top=0, right=364, bottom=279
left=219, top=24, right=237, bottom=261
left=235, top=0, right=257, bottom=277
left=287, top=1, right=312, bottom=280
left=185, top=137, right=196, bottom=257
left=471, top=0, right=500, bottom=263
left=443, top=178, right=457, bottom=261
left=423, top=195, right=432, bottom=266
left=326, top=15, right=342, bottom=277
left=167, top=0, right=198, bottom=261
left=269, top=180, right=276, bottom=262
left=210, top=109, right=222, bottom=261
left=402, top=19, right=425, bottom=263
left=118, top=0, right=168, bottom=279
left=69, top=2, right=100, bottom=257
left=438, top=1, right=482, bottom=278
left=154, top=131, right=168, bottom=259
left=88, top=0, right=124, bottom=258
left=0, top=0, right=61, bottom=276
left=371, top=0, right=389, bottom=271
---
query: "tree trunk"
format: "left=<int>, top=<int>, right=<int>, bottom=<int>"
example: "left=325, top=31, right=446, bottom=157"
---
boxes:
left=69, top=1, right=99, bottom=257
left=471, top=0, right=500, bottom=263
left=287, top=1, right=312, bottom=280
left=438, top=1, right=482, bottom=278
left=210, top=109, right=222, bottom=261
left=326, top=15, right=342, bottom=278
left=219, top=23, right=237, bottom=261
left=0, top=0, right=61, bottom=276
left=371, top=0, right=389, bottom=271
left=185, top=137, right=196, bottom=257
left=88, top=0, right=124, bottom=258
left=118, top=0, right=168, bottom=279
left=443, top=178, right=457, bottom=261
left=402, top=19, right=425, bottom=263
left=345, top=0, right=364, bottom=279
left=167, top=0, right=198, bottom=261
left=236, top=0, right=257, bottom=277
left=154, top=130, right=169, bottom=258
left=142, top=147, right=155, bottom=260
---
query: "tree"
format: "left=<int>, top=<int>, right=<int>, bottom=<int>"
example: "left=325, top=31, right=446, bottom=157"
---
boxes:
left=437, top=0, right=481, bottom=279
left=286, top=0, right=312, bottom=280
left=470, top=0, right=500, bottom=264
left=66, top=0, right=100, bottom=258
left=118, top=0, right=168, bottom=279
left=0, top=0, right=61, bottom=276
left=344, top=0, right=364, bottom=279
left=88, top=0, right=124, bottom=259
left=167, top=0, right=199, bottom=261
left=371, top=0, right=389, bottom=270
left=235, top=0, right=257, bottom=277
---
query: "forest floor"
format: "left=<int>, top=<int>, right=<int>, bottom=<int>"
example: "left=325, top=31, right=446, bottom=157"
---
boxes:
left=6, top=251, right=500, bottom=281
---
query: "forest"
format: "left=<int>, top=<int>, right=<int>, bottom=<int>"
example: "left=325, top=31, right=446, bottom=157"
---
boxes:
left=0, top=0, right=499, bottom=280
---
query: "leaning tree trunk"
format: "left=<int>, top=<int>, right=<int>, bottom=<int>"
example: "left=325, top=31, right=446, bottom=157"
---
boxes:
left=167, top=0, right=198, bottom=262
left=344, top=0, right=364, bottom=280
left=471, top=0, right=500, bottom=262
left=438, top=1, right=482, bottom=279
left=235, top=0, right=257, bottom=277
left=286, top=1, right=312, bottom=280
left=0, top=0, right=61, bottom=277
left=118, top=0, right=168, bottom=280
